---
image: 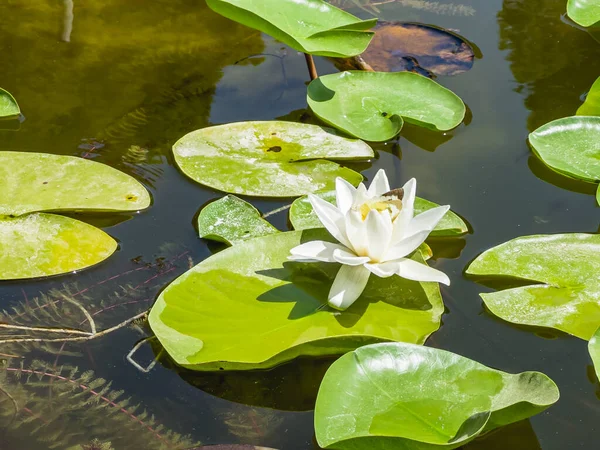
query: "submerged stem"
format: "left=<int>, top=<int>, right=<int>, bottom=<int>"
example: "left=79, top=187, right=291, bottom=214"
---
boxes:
left=304, top=53, right=318, bottom=80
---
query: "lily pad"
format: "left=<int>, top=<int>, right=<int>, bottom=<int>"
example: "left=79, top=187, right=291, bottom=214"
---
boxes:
left=357, top=21, right=476, bottom=76
left=577, top=76, right=600, bottom=116
left=149, top=229, right=444, bottom=371
left=315, top=342, right=559, bottom=450
left=529, top=116, right=600, bottom=205
left=0, top=213, right=117, bottom=280
left=289, top=190, right=468, bottom=237
left=0, top=152, right=151, bottom=216
left=307, top=71, right=466, bottom=141
left=197, top=195, right=278, bottom=245
left=0, top=88, right=20, bottom=118
left=466, top=233, right=600, bottom=340
left=589, top=326, right=600, bottom=380
left=172, top=121, right=373, bottom=197
left=205, top=0, right=376, bottom=58
left=568, top=0, right=600, bottom=27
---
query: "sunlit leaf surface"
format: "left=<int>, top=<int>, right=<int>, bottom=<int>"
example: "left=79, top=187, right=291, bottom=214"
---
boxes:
left=467, top=233, right=600, bottom=340
left=568, top=0, right=600, bottom=27
left=315, top=342, right=559, bottom=449
left=0, top=87, right=19, bottom=118
left=577, top=76, right=600, bottom=116
left=173, top=121, right=373, bottom=197
left=149, top=230, right=444, bottom=371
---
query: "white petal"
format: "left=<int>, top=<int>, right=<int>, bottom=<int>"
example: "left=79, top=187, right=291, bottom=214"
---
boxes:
left=384, top=230, right=430, bottom=261
left=406, top=205, right=450, bottom=236
left=396, top=258, right=450, bottom=285
left=365, top=209, right=392, bottom=262
left=367, top=169, right=390, bottom=197
left=335, top=178, right=356, bottom=214
left=364, top=261, right=400, bottom=278
left=308, top=194, right=352, bottom=248
left=333, top=248, right=370, bottom=266
left=345, top=209, right=368, bottom=255
left=394, top=178, right=416, bottom=229
left=289, top=241, right=347, bottom=262
left=354, top=183, right=370, bottom=204
left=328, top=265, right=371, bottom=310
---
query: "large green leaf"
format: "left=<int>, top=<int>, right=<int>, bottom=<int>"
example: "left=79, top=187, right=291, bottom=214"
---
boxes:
left=197, top=195, right=278, bottom=245
left=289, top=191, right=468, bottom=237
left=529, top=116, right=600, bottom=205
left=577, top=76, right=600, bottom=116
left=589, top=326, right=600, bottom=380
left=315, top=343, right=559, bottom=450
left=205, top=0, right=376, bottom=58
left=466, top=234, right=600, bottom=340
left=149, top=230, right=444, bottom=371
left=307, top=71, right=466, bottom=142
left=0, top=213, right=117, bottom=280
left=172, top=121, right=373, bottom=197
left=0, top=87, right=20, bottom=118
left=567, top=0, right=600, bottom=27
left=0, top=152, right=151, bottom=216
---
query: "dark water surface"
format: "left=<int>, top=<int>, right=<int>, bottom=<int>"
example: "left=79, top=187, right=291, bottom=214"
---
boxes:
left=1, top=0, right=600, bottom=448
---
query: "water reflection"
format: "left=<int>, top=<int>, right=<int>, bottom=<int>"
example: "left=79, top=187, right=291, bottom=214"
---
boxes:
left=498, top=0, right=600, bottom=131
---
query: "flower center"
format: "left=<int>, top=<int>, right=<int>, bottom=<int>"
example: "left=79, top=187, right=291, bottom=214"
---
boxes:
left=356, top=195, right=403, bottom=221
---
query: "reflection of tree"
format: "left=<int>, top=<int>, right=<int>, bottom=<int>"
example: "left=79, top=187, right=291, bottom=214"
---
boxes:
left=0, top=0, right=263, bottom=170
left=498, top=0, right=600, bottom=131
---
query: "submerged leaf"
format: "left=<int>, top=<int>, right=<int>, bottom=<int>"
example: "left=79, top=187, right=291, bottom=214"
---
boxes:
left=567, top=0, right=600, bottom=27
left=197, top=195, right=278, bottom=245
left=0, top=87, right=20, bottom=118
left=149, top=230, right=444, bottom=371
left=0, top=213, right=117, bottom=280
left=0, top=152, right=151, bottom=216
left=289, top=190, right=468, bottom=237
left=307, top=71, right=465, bottom=141
left=466, top=233, right=600, bottom=340
left=315, top=343, right=559, bottom=449
left=577, top=76, right=600, bottom=116
left=529, top=116, right=600, bottom=204
left=173, top=121, right=373, bottom=197
left=206, top=0, right=376, bottom=57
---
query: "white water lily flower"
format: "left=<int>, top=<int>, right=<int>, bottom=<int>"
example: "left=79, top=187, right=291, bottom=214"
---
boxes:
left=289, top=169, right=451, bottom=311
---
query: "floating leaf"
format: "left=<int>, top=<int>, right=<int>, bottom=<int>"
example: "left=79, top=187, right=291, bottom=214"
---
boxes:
left=0, top=87, right=20, bottom=118
left=197, top=195, right=278, bottom=245
left=307, top=71, right=466, bottom=141
left=0, top=152, right=151, bottom=216
left=189, top=446, right=278, bottom=450
left=567, top=0, right=600, bottom=27
left=0, top=213, right=117, bottom=280
left=205, top=0, right=376, bottom=58
left=529, top=116, right=600, bottom=205
left=149, top=230, right=444, bottom=371
left=589, top=326, right=600, bottom=380
left=289, top=190, right=468, bottom=237
left=315, top=342, right=559, bottom=450
left=173, top=121, right=373, bottom=197
left=466, top=234, right=600, bottom=340
left=352, top=21, right=476, bottom=76
left=577, top=76, right=600, bottom=116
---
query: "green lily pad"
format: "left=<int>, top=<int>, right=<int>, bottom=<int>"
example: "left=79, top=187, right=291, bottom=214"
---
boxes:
left=0, top=213, right=117, bottom=280
left=307, top=71, right=466, bottom=142
left=529, top=116, right=600, bottom=205
left=568, top=0, right=600, bottom=27
left=590, top=326, right=600, bottom=380
left=0, top=152, right=151, bottom=216
left=315, top=342, right=559, bottom=450
left=197, top=195, right=278, bottom=245
left=206, top=0, right=376, bottom=58
left=577, top=76, right=600, bottom=116
left=289, top=190, right=468, bottom=237
left=149, top=230, right=444, bottom=371
left=172, top=121, right=373, bottom=197
left=466, top=233, right=600, bottom=340
left=0, top=88, right=20, bottom=119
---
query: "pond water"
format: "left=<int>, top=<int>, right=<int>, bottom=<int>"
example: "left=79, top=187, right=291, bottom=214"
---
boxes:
left=1, top=0, right=600, bottom=448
